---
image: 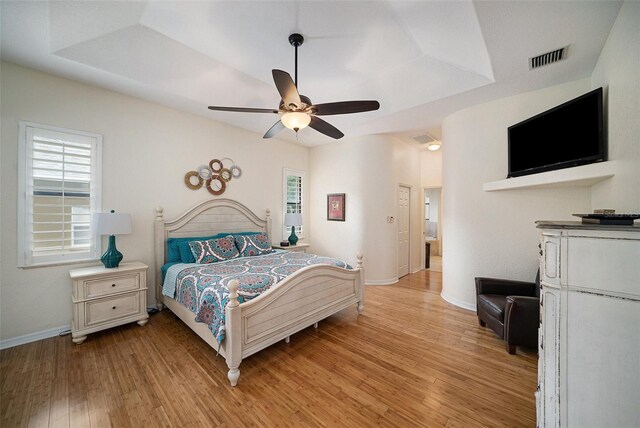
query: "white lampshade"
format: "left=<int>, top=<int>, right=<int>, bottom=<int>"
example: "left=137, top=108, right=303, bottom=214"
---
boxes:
left=281, top=112, right=311, bottom=131
left=93, top=211, right=132, bottom=235
left=284, top=213, right=303, bottom=227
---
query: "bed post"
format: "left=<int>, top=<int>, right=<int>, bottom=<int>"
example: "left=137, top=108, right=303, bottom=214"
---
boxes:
left=225, top=279, right=242, bottom=386
left=356, top=252, right=365, bottom=314
left=154, top=206, right=165, bottom=311
left=265, top=208, right=272, bottom=241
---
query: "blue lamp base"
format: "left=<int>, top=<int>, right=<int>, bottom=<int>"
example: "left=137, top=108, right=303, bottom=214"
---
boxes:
left=101, top=235, right=123, bottom=268
left=288, top=226, right=299, bottom=246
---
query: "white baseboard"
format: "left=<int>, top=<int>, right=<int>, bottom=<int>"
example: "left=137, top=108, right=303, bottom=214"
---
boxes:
left=365, top=278, right=399, bottom=286
left=440, top=291, right=476, bottom=312
left=0, top=325, right=70, bottom=350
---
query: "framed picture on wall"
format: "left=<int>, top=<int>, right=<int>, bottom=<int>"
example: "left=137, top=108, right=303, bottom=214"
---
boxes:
left=327, top=193, right=346, bottom=221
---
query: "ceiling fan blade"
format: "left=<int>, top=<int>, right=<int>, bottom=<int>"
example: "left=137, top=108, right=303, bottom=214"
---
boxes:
left=311, top=100, right=380, bottom=116
left=263, top=120, right=285, bottom=139
left=309, top=116, right=344, bottom=139
left=272, top=69, right=302, bottom=109
left=208, top=106, right=278, bottom=114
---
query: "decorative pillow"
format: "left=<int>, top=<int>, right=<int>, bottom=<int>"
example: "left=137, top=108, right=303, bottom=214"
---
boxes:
left=178, top=241, right=198, bottom=263
left=167, top=233, right=227, bottom=263
left=189, top=235, right=239, bottom=264
left=234, top=233, right=273, bottom=257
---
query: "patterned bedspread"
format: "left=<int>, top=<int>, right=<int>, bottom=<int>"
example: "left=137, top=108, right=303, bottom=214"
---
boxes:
left=162, top=251, right=351, bottom=346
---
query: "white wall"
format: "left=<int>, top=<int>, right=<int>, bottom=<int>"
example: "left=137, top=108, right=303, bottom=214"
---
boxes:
left=420, top=150, right=442, bottom=188
left=310, top=135, right=422, bottom=284
left=441, top=2, right=640, bottom=310
left=441, top=80, right=593, bottom=309
left=590, top=1, right=640, bottom=212
left=0, top=62, right=309, bottom=341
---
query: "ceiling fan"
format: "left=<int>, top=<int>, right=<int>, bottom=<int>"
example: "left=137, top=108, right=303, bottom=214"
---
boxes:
left=208, top=33, right=380, bottom=140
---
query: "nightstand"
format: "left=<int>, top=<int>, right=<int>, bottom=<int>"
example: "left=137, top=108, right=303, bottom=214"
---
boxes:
left=69, top=262, right=149, bottom=344
left=272, top=243, right=310, bottom=253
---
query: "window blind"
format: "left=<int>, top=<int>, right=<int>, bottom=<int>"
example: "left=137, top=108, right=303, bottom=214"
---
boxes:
left=283, top=170, right=305, bottom=239
left=19, top=123, right=102, bottom=266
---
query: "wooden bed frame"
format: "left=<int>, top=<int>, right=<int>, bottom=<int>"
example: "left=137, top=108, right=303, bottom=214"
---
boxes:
left=154, top=199, right=364, bottom=386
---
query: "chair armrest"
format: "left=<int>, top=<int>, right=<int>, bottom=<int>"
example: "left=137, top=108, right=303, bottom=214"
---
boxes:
left=504, top=296, right=540, bottom=347
left=475, top=277, right=536, bottom=296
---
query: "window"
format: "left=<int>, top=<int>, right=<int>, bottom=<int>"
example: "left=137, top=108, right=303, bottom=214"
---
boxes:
left=18, top=122, right=102, bottom=267
left=282, top=168, right=305, bottom=240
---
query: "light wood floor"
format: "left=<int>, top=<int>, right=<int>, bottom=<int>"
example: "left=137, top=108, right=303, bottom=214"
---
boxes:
left=1, top=270, right=537, bottom=427
left=427, top=256, right=442, bottom=272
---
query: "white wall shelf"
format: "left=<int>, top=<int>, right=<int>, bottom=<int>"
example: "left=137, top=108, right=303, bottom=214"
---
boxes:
left=483, top=161, right=616, bottom=192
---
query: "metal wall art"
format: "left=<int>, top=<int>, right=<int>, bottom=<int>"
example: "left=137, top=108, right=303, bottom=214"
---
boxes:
left=184, top=158, right=242, bottom=196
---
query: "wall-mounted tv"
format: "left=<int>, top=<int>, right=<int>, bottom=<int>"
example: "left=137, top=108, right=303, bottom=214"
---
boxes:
left=507, top=87, right=605, bottom=178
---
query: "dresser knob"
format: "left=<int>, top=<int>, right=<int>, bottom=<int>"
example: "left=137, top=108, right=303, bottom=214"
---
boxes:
left=112, top=306, right=116, bottom=310
left=111, top=284, right=116, bottom=287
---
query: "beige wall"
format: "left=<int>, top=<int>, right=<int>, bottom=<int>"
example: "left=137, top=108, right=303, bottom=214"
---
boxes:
left=0, top=62, right=310, bottom=341
left=310, top=135, right=423, bottom=284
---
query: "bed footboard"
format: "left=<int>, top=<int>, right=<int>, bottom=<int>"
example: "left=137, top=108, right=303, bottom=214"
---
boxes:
left=224, top=253, right=364, bottom=386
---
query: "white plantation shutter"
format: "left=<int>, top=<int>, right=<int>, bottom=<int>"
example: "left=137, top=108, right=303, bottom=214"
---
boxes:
left=18, top=122, right=102, bottom=266
left=282, top=168, right=305, bottom=240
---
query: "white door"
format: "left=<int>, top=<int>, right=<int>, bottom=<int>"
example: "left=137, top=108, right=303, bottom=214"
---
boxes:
left=398, top=185, right=410, bottom=278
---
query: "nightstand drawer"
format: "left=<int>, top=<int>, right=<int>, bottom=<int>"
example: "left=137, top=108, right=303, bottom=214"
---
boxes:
left=84, top=274, right=140, bottom=299
left=85, top=293, right=140, bottom=326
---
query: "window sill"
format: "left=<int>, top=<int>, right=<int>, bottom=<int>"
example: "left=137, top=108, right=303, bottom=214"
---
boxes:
left=19, top=258, right=101, bottom=269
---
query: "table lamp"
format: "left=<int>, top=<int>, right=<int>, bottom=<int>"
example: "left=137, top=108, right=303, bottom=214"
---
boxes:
left=93, top=210, right=132, bottom=268
left=284, top=213, right=303, bottom=245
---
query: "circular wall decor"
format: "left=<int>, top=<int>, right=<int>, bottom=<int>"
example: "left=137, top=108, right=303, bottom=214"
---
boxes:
left=184, top=171, right=203, bottom=190
left=205, top=176, right=227, bottom=195
left=230, top=165, right=242, bottom=178
left=209, top=159, right=223, bottom=173
left=197, top=165, right=213, bottom=180
left=184, top=157, right=241, bottom=196
left=219, top=168, right=233, bottom=182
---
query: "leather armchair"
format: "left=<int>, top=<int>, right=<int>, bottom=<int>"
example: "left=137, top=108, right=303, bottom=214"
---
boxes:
left=475, top=271, right=540, bottom=354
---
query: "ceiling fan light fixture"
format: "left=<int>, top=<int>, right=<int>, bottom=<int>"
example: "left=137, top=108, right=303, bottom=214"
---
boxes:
left=281, top=111, right=311, bottom=131
left=426, top=141, right=441, bottom=151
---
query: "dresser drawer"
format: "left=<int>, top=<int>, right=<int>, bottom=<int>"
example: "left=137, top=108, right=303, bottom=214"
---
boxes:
left=84, top=273, right=140, bottom=299
left=85, top=292, right=140, bottom=326
left=541, top=233, right=562, bottom=287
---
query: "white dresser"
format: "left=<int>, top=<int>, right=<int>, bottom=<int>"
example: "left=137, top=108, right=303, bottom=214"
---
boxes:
left=70, top=262, right=149, bottom=344
left=536, top=221, right=640, bottom=428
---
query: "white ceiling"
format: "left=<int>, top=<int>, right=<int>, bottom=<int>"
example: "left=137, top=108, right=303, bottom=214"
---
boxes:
left=0, top=1, right=622, bottom=148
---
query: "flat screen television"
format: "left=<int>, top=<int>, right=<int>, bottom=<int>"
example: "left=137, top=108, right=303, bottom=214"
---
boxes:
left=507, top=87, right=605, bottom=178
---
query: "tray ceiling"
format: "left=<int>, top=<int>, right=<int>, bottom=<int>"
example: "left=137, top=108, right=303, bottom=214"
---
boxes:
left=1, top=1, right=622, bottom=147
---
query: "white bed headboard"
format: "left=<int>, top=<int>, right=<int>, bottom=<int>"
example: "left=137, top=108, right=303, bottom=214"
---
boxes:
left=154, top=199, right=271, bottom=305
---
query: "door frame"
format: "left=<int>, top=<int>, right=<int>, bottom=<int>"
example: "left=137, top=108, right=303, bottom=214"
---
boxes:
left=423, top=186, right=443, bottom=267
left=397, top=183, right=412, bottom=278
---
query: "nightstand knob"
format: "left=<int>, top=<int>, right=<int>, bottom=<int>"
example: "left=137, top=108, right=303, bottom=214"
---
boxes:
left=111, top=283, right=116, bottom=287
left=112, top=306, right=116, bottom=310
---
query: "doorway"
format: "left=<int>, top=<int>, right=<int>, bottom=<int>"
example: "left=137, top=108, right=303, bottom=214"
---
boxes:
left=424, top=187, right=442, bottom=272
left=398, top=184, right=411, bottom=278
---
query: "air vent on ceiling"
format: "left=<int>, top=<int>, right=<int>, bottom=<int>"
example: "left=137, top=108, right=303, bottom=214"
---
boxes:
left=412, top=134, right=436, bottom=145
left=529, top=46, right=568, bottom=70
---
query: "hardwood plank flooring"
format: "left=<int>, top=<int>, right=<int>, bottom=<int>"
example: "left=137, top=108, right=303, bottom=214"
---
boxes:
left=1, top=270, right=537, bottom=427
